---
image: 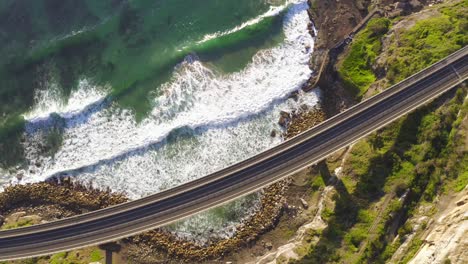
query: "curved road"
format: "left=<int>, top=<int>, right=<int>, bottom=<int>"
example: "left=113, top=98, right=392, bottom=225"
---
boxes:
left=0, top=46, right=467, bottom=260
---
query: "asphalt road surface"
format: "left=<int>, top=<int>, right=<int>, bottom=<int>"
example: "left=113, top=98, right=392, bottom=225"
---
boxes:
left=0, top=46, right=466, bottom=260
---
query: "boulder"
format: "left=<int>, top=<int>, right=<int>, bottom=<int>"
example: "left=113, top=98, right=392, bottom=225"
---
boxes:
left=278, top=116, right=288, bottom=127
left=6, top=211, right=26, bottom=223
left=278, top=111, right=291, bottom=127
left=395, top=1, right=410, bottom=11
left=300, top=198, right=309, bottom=209
left=16, top=170, right=24, bottom=181
left=265, top=242, right=273, bottom=250
left=280, top=111, right=290, bottom=118
left=387, top=10, right=403, bottom=19
left=409, top=0, right=423, bottom=11
left=270, top=130, right=277, bottom=138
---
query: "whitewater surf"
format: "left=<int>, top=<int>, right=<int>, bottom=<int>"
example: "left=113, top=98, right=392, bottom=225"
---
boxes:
left=1, top=0, right=318, bottom=239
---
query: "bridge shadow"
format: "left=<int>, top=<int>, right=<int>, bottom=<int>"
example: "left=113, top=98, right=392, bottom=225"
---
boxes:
left=294, top=93, right=455, bottom=263
left=295, top=161, right=359, bottom=263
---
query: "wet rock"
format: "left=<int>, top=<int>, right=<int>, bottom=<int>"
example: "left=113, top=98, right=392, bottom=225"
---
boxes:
left=278, top=111, right=291, bottom=128
left=278, top=116, right=288, bottom=128
left=16, top=171, right=24, bottom=181
left=289, top=91, right=299, bottom=101
left=280, top=111, right=290, bottom=118
left=310, top=30, right=316, bottom=37
left=270, top=130, right=277, bottom=138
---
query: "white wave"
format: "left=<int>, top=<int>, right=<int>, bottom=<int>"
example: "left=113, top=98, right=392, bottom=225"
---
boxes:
left=12, top=0, right=317, bottom=201
left=24, top=79, right=108, bottom=121
left=197, top=2, right=290, bottom=44
left=2, top=0, right=318, bottom=239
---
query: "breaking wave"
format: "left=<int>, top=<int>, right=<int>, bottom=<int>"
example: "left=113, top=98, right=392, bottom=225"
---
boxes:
left=15, top=0, right=317, bottom=204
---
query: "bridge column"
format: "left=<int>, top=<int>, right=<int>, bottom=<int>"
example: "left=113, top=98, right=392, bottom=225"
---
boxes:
left=98, top=242, right=121, bottom=264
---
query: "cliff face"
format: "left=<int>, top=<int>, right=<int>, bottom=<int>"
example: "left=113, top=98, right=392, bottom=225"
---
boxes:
left=305, top=0, right=372, bottom=117
left=408, top=188, right=468, bottom=264
left=291, top=0, right=468, bottom=263
left=308, top=0, right=369, bottom=50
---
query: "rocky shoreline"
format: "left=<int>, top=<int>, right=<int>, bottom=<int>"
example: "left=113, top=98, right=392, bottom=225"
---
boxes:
left=0, top=101, right=327, bottom=263
left=0, top=104, right=326, bottom=264
left=125, top=180, right=289, bottom=263
left=0, top=167, right=291, bottom=263
left=0, top=100, right=325, bottom=263
left=0, top=1, right=341, bottom=262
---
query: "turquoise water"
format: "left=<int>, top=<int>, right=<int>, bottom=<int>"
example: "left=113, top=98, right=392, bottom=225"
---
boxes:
left=0, top=0, right=284, bottom=117
left=0, top=0, right=286, bottom=167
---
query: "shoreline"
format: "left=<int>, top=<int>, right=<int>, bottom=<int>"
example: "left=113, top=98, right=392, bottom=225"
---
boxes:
left=0, top=0, right=360, bottom=262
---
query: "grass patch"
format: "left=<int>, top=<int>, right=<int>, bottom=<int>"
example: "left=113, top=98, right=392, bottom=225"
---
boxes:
left=1, top=218, right=34, bottom=230
left=338, top=18, right=391, bottom=98
left=386, top=2, right=467, bottom=83
left=311, top=174, right=326, bottom=191
left=451, top=171, right=468, bottom=192
left=297, top=87, right=466, bottom=263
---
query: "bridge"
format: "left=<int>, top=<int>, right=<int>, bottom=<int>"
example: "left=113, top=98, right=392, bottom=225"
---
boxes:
left=0, top=46, right=466, bottom=260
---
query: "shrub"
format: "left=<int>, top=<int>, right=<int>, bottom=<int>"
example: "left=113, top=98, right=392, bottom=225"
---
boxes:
left=338, top=18, right=391, bottom=98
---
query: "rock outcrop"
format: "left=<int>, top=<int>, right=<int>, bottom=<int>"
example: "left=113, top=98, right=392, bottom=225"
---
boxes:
left=408, top=188, right=468, bottom=264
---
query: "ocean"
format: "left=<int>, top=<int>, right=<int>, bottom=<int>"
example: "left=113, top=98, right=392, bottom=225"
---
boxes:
left=0, top=0, right=319, bottom=239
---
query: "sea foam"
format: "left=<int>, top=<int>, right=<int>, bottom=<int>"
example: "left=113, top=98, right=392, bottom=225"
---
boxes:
left=15, top=0, right=317, bottom=202
left=2, top=0, right=320, bottom=240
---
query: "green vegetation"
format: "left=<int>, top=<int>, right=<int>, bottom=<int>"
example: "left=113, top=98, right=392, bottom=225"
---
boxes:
left=311, top=174, right=326, bottom=191
left=359, top=87, right=467, bottom=264
left=449, top=171, right=468, bottom=192
left=338, top=18, right=391, bottom=98
left=339, top=1, right=467, bottom=98
left=1, top=218, right=34, bottom=230
left=386, top=1, right=467, bottom=83
left=296, top=85, right=466, bottom=264
left=0, top=248, right=103, bottom=264
left=296, top=2, right=467, bottom=262
left=48, top=249, right=103, bottom=264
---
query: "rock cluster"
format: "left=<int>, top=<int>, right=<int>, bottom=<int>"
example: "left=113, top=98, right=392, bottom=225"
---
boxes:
left=0, top=181, right=127, bottom=216
left=126, top=180, right=289, bottom=262
left=124, top=102, right=327, bottom=262
left=383, top=0, right=425, bottom=18
left=0, top=179, right=289, bottom=262
left=284, top=108, right=326, bottom=138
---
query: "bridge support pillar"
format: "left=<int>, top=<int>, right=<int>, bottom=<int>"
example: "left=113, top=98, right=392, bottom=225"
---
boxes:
left=99, top=242, right=121, bottom=264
